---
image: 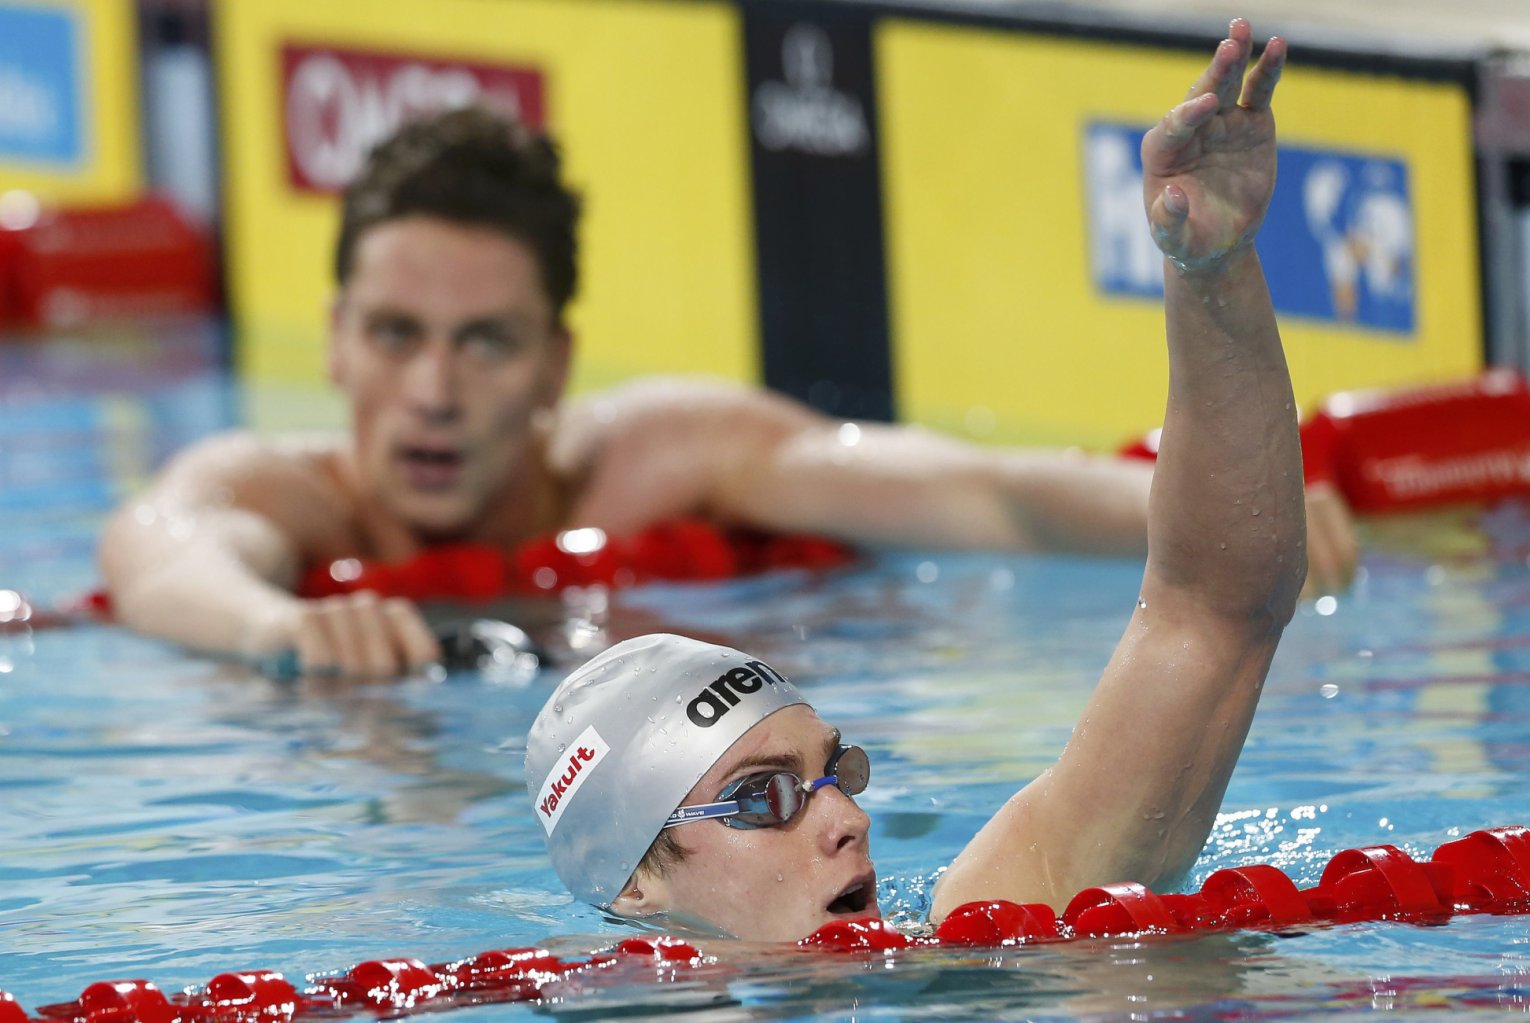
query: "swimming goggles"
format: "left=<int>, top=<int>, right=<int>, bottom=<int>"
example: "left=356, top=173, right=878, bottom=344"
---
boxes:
left=663, top=744, right=870, bottom=830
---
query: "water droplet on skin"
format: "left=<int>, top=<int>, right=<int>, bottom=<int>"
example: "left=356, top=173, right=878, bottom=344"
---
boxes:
left=1219, top=542, right=1227, bottom=550
left=776, top=873, right=785, bottom=884
left=1251, top=508, right=1260, bottom=516
left=1137, top=599, right=1147, bottom=610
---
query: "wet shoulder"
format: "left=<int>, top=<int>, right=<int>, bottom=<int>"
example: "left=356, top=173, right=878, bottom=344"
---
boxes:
left=549, top=376, right=817, bottom=471
left=164, top=429, right=341, bottom=489
left=158, top=430, right=356, bottom=535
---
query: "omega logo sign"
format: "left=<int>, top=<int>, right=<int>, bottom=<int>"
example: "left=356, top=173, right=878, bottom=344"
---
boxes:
left=280, top=43, right=544, bottom=193
left=752, top=23, right=869, bottom=157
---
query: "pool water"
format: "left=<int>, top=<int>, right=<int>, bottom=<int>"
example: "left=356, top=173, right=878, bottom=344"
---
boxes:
left=3, top=330, right=1530, bottom=1020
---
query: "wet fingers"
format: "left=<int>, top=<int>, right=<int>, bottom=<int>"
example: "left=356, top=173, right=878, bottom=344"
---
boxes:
left=1239, top=36, right=1286, bottom=111
left=294, top=595, right=433, bottom=679
left=384, top=598, right=442, bottom=671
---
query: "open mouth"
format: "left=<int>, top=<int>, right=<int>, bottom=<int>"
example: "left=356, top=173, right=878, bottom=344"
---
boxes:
left=398, top=445, right=465, bottom=490
left=826, top=878, right=874, bottom=916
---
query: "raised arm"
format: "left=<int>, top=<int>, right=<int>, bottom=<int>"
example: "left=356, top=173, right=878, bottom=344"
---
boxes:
left=99, top=433, right=439, bottom=676
left=932, top=20, right=1305, bottom=916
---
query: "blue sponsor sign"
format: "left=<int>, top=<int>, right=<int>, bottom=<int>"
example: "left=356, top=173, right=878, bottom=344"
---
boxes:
left=1083, top=122, right=1415, bottom=334
left=0, top=3, right=84, bottom=167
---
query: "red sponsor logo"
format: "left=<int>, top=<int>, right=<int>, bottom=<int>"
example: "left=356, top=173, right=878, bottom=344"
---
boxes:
left=539, top=745, right=599, bottom=819
left=535, top=725, right=610, bottom=835
left=280, top=42, right=545, bottom=193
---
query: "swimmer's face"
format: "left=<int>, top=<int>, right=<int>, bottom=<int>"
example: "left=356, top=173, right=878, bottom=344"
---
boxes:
left=614, top=705, right=880, bottom=942
left=329, top=216, right=570, bottom=537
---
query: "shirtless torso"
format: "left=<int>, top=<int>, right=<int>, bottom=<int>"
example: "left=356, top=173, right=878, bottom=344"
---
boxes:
left=103, top=366, right=1160, bottom=675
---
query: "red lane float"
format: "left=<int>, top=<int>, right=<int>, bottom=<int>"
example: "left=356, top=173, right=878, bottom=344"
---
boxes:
left=1302, top=370, right=1530, bottom=513
left=298, top=519, right=854, bottom=603
left=27, top=521, right=854, bottom=630
left=7, top=826, right=1530, bottom=1021
left=0, top=195, right=215, bottom=330
left=1122, top=369, right=1530, bottom=514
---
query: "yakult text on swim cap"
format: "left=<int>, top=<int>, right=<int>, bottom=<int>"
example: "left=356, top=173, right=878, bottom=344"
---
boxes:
left=536, top=725, right=609, bottom=834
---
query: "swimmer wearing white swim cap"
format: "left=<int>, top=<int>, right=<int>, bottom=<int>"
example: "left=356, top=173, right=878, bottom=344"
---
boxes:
left=525, top=634, right=876, bottom=939
left=525, top=21, right=1307, bottom=942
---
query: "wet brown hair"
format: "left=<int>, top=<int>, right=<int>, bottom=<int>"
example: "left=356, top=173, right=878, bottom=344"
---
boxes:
left=631, top=827, right=689, bottom=886
left=335, top=106, right=581, bottom=323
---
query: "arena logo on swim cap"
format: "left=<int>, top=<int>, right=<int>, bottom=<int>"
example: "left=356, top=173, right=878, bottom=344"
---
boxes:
left=686, top=660, right=789, bottom=728
left=536, top=725, right=609, bottom=835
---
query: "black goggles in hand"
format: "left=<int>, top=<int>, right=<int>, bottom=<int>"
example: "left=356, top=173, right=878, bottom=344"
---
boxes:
left=663, top=744, right=871, bottom=830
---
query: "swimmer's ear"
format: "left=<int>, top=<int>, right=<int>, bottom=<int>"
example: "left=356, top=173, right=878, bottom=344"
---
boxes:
left=610, top=869, right=670, bottom=918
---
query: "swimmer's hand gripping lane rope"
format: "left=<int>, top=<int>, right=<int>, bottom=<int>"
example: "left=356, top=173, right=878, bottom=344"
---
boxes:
left=5, top=825, right=1528, bottom=1021
left=252, top=617, right=545, bottom=680
left=4, top=519, right=851, bottom=675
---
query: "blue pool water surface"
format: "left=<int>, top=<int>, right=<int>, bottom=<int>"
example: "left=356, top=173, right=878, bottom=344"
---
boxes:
left=2, top=329, right=1530, bottom=1019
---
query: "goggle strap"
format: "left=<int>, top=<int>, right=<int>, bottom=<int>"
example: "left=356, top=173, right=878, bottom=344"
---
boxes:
left=662, top=800, right=739, bottom=829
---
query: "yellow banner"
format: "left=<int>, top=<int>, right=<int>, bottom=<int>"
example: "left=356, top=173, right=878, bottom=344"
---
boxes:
left=0, top=0, right=140, bottom=203
left=877, top=22, right=1481, bottom=449
left=217, top=0, right=756, bottom=392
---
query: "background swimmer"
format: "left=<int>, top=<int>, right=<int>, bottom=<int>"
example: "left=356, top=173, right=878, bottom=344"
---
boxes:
left=528, top=19, right=1305, bottom=941
left=100, top=21, right=1341, bottom=677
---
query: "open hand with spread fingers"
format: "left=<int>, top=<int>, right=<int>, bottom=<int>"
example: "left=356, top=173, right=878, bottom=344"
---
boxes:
left=1142, top=19, right=1285, bottom=272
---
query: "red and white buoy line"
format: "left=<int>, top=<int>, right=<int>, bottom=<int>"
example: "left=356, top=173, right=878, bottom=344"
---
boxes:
left=5, top=825, right=1528, bottom=1022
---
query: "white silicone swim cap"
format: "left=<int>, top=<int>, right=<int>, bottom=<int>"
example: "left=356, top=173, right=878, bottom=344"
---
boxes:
left=525, top=633, right=806, bottom=907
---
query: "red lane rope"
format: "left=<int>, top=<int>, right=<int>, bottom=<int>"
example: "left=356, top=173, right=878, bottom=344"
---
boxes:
left=3, top=520, right=853, bottom=633
left=297, top=519, right=855, bottom=604
left=7, top=825, right=1528, bottom=1021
